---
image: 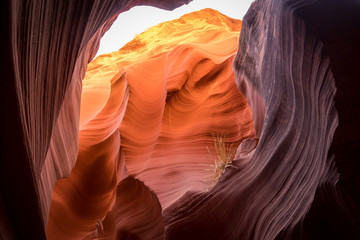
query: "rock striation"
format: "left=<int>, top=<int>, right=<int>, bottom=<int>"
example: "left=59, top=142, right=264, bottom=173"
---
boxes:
left=0, top=0, right=189, bottom=239
left=1, top=0, right=360, bottom=239
left=164, top=0, right=360, bottom=239
left=46, top=8, right=255, bottom=239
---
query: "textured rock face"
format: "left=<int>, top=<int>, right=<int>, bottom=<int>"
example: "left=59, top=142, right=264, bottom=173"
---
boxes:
left=0, top=0, right=189, bottom=239
left=1, top=0, right=360, bottom=239
left=164, top=1, right=360, bottom=239
left=46, top=9, right=255, bottom=239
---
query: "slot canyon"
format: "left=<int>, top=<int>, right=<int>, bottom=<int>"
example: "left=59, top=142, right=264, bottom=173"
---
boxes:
left=0, top=0, right=359, bottom=239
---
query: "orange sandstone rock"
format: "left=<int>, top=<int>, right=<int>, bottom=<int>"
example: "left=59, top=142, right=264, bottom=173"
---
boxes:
left=47, top=9, right=255, bottom=239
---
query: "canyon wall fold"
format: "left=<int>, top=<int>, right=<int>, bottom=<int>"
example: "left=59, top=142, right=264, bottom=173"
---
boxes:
left=0, top=0, right=189, bottom=238
left=1, top=0, right=360, bottom=239
left=164, top=0, right=360, bottom=239
left=46, top=9, right=255, bottom=239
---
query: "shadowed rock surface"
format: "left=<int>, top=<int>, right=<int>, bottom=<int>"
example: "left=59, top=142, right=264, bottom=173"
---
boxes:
left=1, top=0, right=360, bottom=239
left=0, top=0, right=189, bottom=239
left=46, top=9, right=255, bottom=239
left=164, top=0, right=360, bottom=239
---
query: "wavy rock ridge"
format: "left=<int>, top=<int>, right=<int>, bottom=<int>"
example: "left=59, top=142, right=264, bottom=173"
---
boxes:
left=164, top=1, right=360, bottom=239
left=46, top=9, right=255, bottom=239
left=1, top=0, right=360, bottom=239
left=0, top=0, right=190, bottom=239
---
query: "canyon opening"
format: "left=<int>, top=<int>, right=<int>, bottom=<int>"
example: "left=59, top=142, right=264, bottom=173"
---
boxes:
left=1, top=0, right=360, bottom=239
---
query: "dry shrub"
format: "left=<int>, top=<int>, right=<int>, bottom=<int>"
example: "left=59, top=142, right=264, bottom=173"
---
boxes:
left=207, top=134, right=238, bottom=189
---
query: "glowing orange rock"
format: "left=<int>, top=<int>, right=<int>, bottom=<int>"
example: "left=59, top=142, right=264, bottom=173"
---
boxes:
left=47, top=8, right=255, bottom=239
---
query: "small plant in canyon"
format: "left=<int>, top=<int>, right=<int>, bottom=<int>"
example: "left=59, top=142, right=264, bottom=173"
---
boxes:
left=207, top=134, right=238, bottom=189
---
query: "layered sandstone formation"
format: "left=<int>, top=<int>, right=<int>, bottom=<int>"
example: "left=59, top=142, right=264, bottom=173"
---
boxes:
left=1, top=0, right=360, bottom=239
left=164, top=0, right=360, bottom=239
left=46, top=9, right=255, bottom=239
left=0, top=0, right=190, bottom=239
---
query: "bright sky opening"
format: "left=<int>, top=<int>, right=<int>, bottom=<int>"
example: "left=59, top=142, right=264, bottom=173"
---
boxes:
left=95, top=0, right=253, bottom=58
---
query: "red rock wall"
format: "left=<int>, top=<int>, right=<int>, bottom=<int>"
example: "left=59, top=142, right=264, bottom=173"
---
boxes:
left=45, top=9, right=255, bottom=239
left=164, top=0, right=360, bottom=239
left=0, top=0, right=189, bottom=239
left=1, top=0, right=359, bottom=239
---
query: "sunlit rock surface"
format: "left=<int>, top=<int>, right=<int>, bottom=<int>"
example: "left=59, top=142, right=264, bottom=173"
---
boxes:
left=164, top=1, right=360, bottom=239
left=46, top=9, right=255, bottom=239
left=1, top=0, right=360, bottom=239
left=0, top=0, right=190, bottom=239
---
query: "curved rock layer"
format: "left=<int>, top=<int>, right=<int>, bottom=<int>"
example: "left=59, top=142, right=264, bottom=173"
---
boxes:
left=87, top=176, right=165, bottom=240
left=1, top=0, right=360, bottom=239
left=46, top=72, right=129, bottom=239
left=164, top=1, right=360, bottom=239
left=0, top=0, right=191, bottom=238
left=46, top=9, right=255, bottom=239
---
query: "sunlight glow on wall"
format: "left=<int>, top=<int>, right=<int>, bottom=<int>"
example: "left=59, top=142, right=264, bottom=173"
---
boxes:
left=94, top=0, right=253, bottom=58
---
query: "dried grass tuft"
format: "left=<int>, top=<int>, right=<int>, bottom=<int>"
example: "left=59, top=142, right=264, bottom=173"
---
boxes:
left=207, top=134, right=238, bottom=189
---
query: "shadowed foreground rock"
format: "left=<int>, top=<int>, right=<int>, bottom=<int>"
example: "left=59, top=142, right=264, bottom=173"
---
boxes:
left=1, top=0, right=360, bottom=239
left=0, top=0, right=190, bottom=239
left=46, top=9, right=255, bottom=239
left=164, top=0, right=360, bottom=239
